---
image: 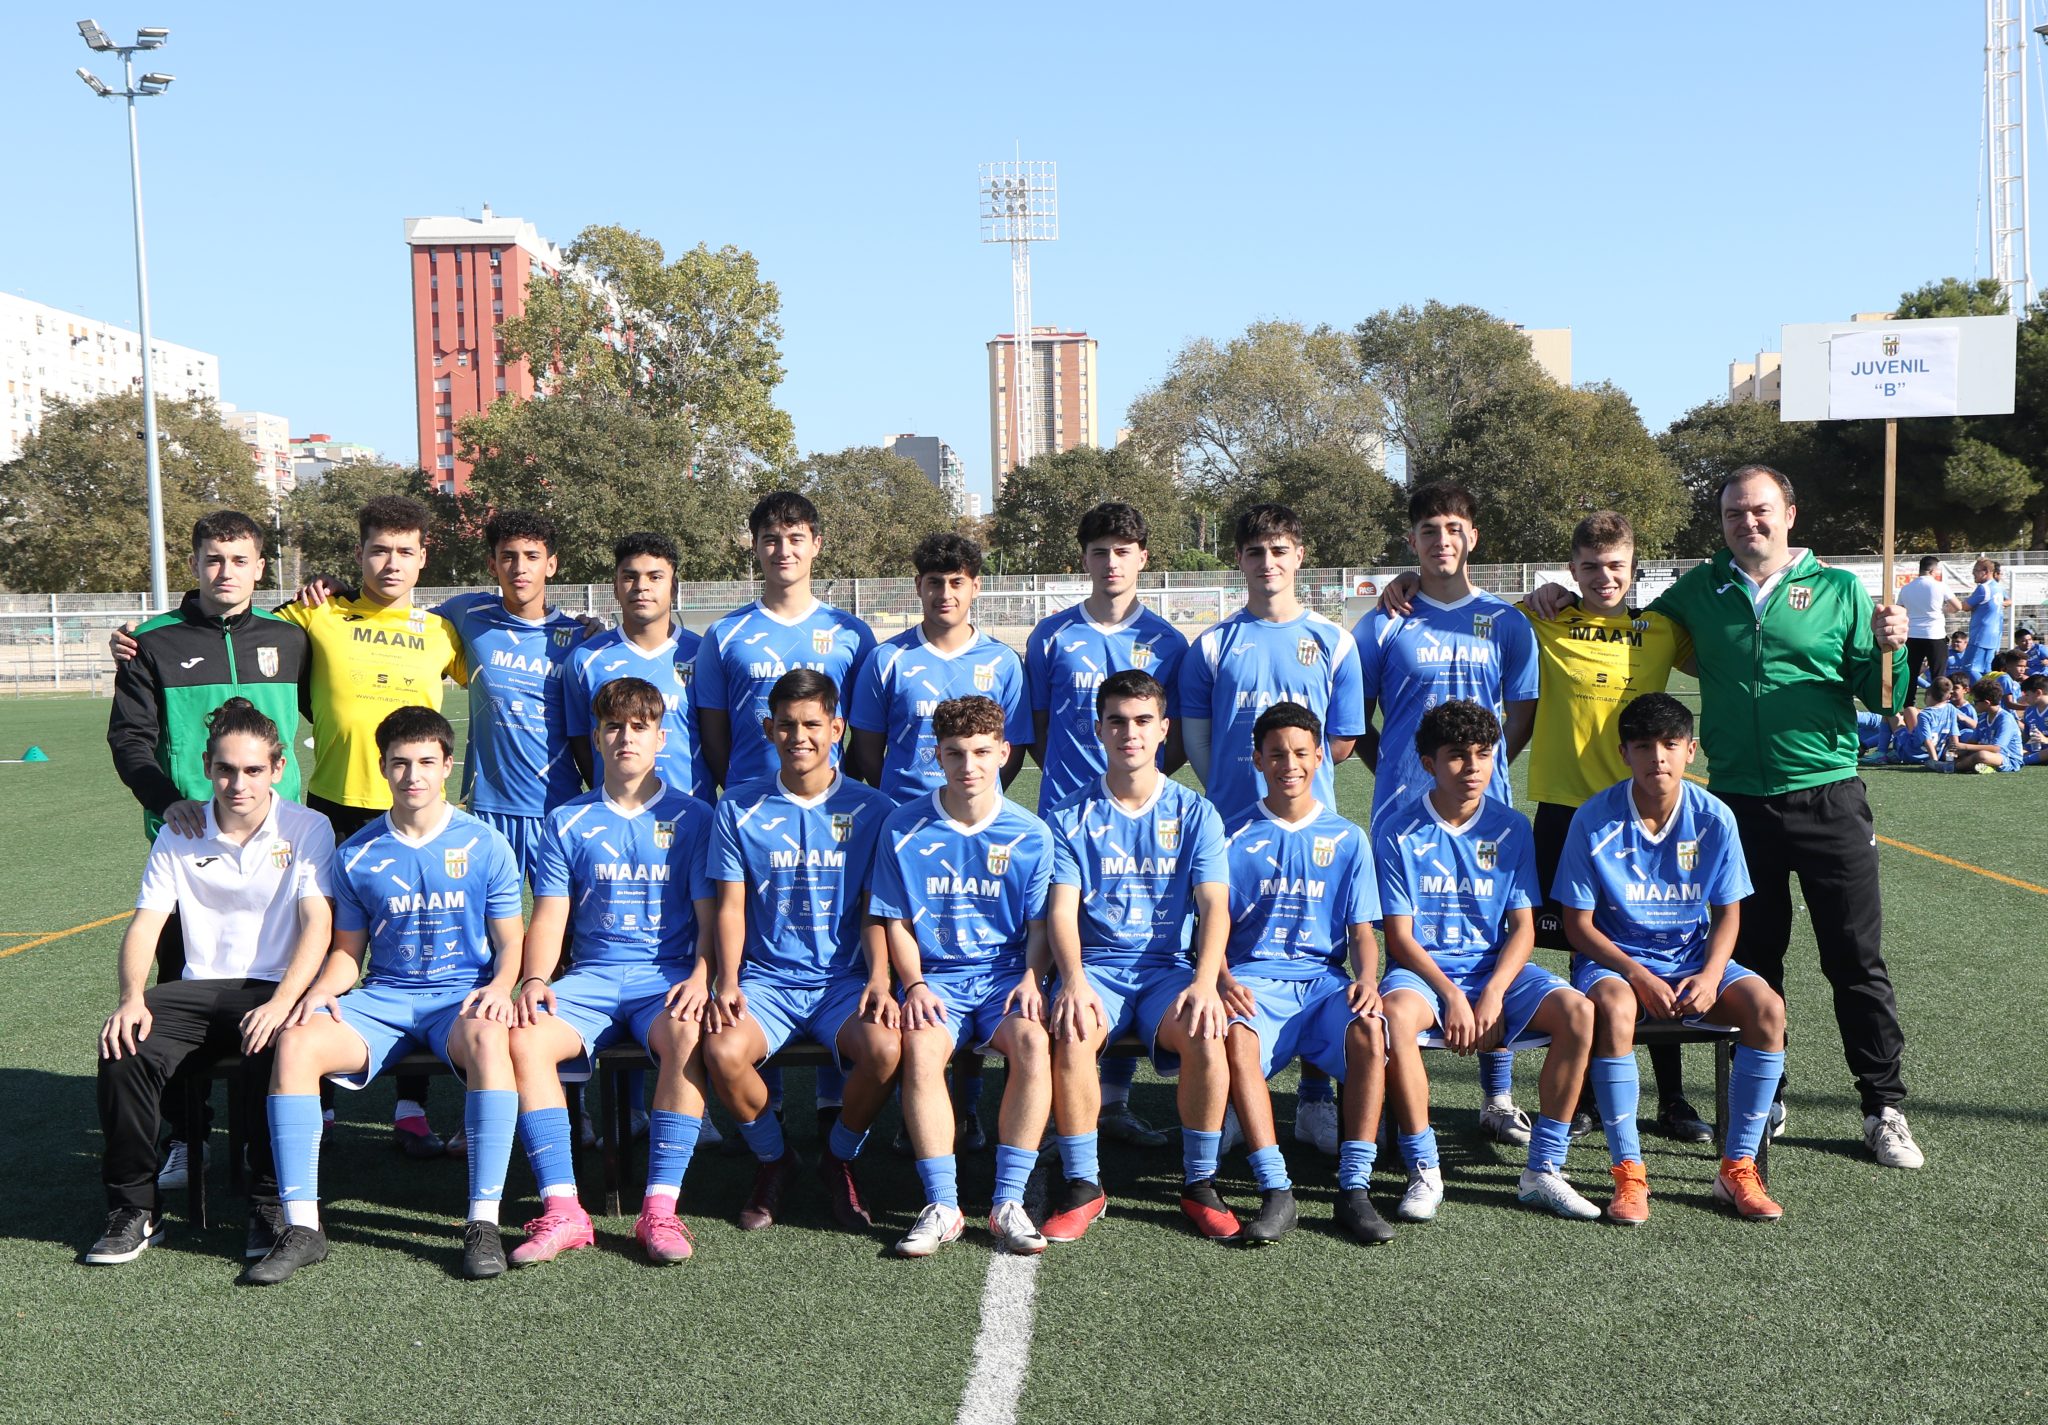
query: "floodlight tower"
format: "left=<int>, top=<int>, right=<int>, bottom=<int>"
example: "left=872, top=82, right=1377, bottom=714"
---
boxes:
left=1987, top=2, right=2032, bottom=315
left=979, top=159, right=1058, bottom=484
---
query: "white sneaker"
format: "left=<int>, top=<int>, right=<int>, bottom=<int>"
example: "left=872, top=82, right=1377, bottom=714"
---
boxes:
left=1218, top=1103, right=1244, bottom=1155
left=1517, top=1168, right=1601, bottom=1220
left=893, top=1202, right=966, bottom=1258
left=1395, top=1166, right=1444, bottom=1222
left=155, top=1141, right=201, bottom=1191
left=988, top=1200, right=1048, bottom=1255
left=1863, top=1106, right=1925, bottom=1169
left=1479, top=1101, right=1533, bottom=1147
left=1768, top=1100, right=1787, bottom=1141
left=1293, top=1098, right=1340, bottom=1156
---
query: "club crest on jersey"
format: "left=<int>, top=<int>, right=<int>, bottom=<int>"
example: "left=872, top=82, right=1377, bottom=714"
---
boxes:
left=1297, top=638, right=1322, bottom=666
left=973, top=661, right=998, bottom=692
left=257, top=645, right=279, bottom=677
left=1311, top=835, right=1337, bottom=867
left=812, top=628, right=837, bottom=656
left=676, top=661, right=694, bottom=687
left=1788, top=585, right=1813, bottom=611
left=985, top=844, right=1013, bottom=876
left=1677, top=840, right=1699, bottom=873
left=270, top=843, right=292, bottom=870
left=1131, top=642, right=1153, bottom=668
left=1157, top=817, right=1181, bottom=851
left=653, top=820, right=675, bottom=850
left=552, top=627, right=574, bottom=648
left=830, top=813, right=854, bottom=843
left=408, top=610, right=428, bottom=634
left=444, top=847, right=469, bottom=879
left=1473, top=613, right=1494, bottom=639
left=1475, top=840, right=1498, bottom=871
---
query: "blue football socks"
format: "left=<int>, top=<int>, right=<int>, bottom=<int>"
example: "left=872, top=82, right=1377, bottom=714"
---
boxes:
left=993, top=1144, right=1036, bottom=1205
left=462, top=1089, right=517, bottom=1222
left=1527, top=1114, right=1573, bottom=1176
left=737, top=1112, right=787, bottom=1164
left=1398, top=1127, right=1440, bottom=1171
left=1057, top=1131, right=1100, bottom=1185
left=645, top=1110, right=704, bottom=1197
left=1338, top=1139, right=1378, bottom=1191
left=517, top=1105, right=577, bottom=1198
left=1296, top=1070, right=1335, bottom=1105
left=1479, top=1050, right=1514, bottom=1100
left=1099, top=1053, right=1138, bottom=1101
left=815, top=1061, right=847, bottom=1109
left=1247, top=1143, right=1292, bottom=1192
left=760, top=1065, right=785, bottom=1113
left=827, top=1117, right=870, bottom=1162
left=268, top=1093, right=323, bottom=1226
left=1726, top=1045, right=1786, bottom=1161
left=1590, top=1055, right=1643, bottom=1166
left=1182, top=1128, right=1222, bottom=1185
left=915, top=1153, right=960, bottom=1209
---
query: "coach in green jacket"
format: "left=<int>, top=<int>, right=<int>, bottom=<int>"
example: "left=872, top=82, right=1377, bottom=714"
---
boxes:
left=1650, top=465, right=1921, bottom=1169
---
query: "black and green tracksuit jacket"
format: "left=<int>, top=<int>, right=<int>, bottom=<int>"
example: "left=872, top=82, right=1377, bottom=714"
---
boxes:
left=107, top=593, right=310, bottom=839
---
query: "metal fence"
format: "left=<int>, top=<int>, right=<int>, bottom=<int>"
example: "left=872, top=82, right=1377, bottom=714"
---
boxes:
left=7, top=552, right=2046, bottom=695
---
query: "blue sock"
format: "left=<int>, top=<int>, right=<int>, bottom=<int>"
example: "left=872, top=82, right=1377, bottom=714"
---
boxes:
left=1479, top=1050, right=1513, bottom=1100
left=1246, top=1143, right=1292, bottom=1192
left=1337, top=1139, right=1377, bottom=1191
left=915, top=1154, right=959, bottom=1209
left=462, top=1089, right=517, bottom=1207
left=1057, top=1132, right=1100, bottom=1185
left=1099, top=1053, right=1138, bottom=1100
left=736, top=1113, right=786, bottom=1163
left=1398, top=1128, right=1440, bottom=1171
left=517, top=1106, right=577, bottom=1196
left=1526, top=1114, right=1572, bottom=1176
left=1590, top=1055, right=1643, bottom=1167
left=1182, top=1128, right=1222, bottom=1185
left=760, top=1065, right=785, bottom=1112
left=827, top=1117, right=869, bottom=1162
left=1726, top=1045, right=1786, bottom=1162
left=993, top=1143, right=1037, bottom=1205
left=1296, top=1070, right=1335, bottom=1105
left=816, top=1062, right=846, bottom=1108
left=268, top=1093, right=323, bottom=1205
left=644, top=1110, right=704, bottom=1195
left=958, top=1070, right=985, bottom=1111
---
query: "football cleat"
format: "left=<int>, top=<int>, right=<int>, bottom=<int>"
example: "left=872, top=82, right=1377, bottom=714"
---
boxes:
left=244, top=1200, right=287, bottom=1260
left=1293, top=1099, right=1339, bottom=1156
left=816, top=1149, right=874, bottom=1232
left=1478, top=1102, right=1533, bottom=1147
left=1099, top=1103, right=1169, bottom=1148
left=1040, top=1180, right=1108, bottom=1242
left=1178, top=1179, right=1240, bottom=1241
left=392, top=1119, right=445, bottom=1161
left=1713, top=1157, right=1783, bottom=1220
left=1238, top=1188, right=1298, bottom=1245
left=988, top=1199, right=1048, bottom=1255
left=1517, top=1169, right=1601, bottom=1221
left=635, top=1205, right=697, bottom=1264
left=1653, top=1099, right=1714, bottom=1144
left=1395, top=1166, right=1445, bottom=1222
left=241, top=1225, right=328, bottom=1285
left=893, top=1202, right=966, bottom=1258
left=509, top=1196, right=595, bottom=1267
left=1605, top=1161, right=1651, bottom=1226
left=738, top=1150, right=798, bottom=1231
left=460, top=1220, right=507, bottom=1279
left=1333, top=1188, right=1395, bottom=1245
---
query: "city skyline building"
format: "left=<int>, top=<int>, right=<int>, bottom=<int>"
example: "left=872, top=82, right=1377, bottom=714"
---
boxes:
left=289, top=432, right=381, bottom=487
left=986, top=326, right=1098, bottom=498
left=217, top=402, right=294, bottom=501
left=884, top=432, right=968, bottom=516
left=0, top=292, right=218, bottom=463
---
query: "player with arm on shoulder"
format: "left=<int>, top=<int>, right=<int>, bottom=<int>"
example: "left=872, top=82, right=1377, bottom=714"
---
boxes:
left=501, top=677, right=718, bottom=1266
left=1555, top=693, right=1785, bottom=1223
left=1376, top=699, right=1600, bottom=1224
left=1213, top=701, right=1392, bottom=1246
left=700, top=670, right=902, bottom=1235
left=1040, top=670, right=1232, bottom=1242
left=1026, top=501, right=1190, bottom=1150
left=869, top=697, right=1054, bottom=1258
left=247, top=707, right=524, bottom=1284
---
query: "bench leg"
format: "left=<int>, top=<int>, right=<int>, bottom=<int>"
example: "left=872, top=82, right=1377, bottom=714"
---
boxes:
left=184, top=1074, right=210, bottom=1231
left=227, top=1071, right=250, bottom=1197
left=599, top=1071, right=623, bottom=1218
left=1713, top=1038, right=1731, bottom=1164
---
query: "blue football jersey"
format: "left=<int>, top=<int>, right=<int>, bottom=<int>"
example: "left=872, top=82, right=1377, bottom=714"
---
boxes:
left=1354, top=592, right=1539, bottom=816
left=532, top=785, right=715, bottom=969
left=334, top=808, right=523, bottom=989
left=1374, top=793, right=1539, bottom=980
left=2023, top=703, right=2048, bottom=743
left=1964, top=706, right=2025, bottom=768
left=1046, top=777, right=1227, bottom=971
left=564, top=626, right=710, bottom=800
left=2027, top=644, right=2048, bottom=676
left=694, top=601, right=876, bottom=790
left=709, top=772, right=894, bottom=987
left=1552, top=780, right=1753, bottom=977
left=867, top=793, right=1053, bottom=975
left=848, top=628, right=1032, bottom=803
left=436, top=592, right=584, bottom=817
left=1025, top=603, right=1189, bottom=812
left=1179, top=609, right=1365, bottom=818
left=1855, top=710, right=1889, bottom=751
left=1966, top=580, right=2004, bottom=646
left=1996, top=673, right=2024, bottom=706
left=1220, top=801, right=1380, bottom=980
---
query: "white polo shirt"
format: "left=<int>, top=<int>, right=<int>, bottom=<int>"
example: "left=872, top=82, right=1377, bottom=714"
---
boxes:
left=1897, top=575, right=1947, bottom=640
left=136, top=797, right=336, bottom=982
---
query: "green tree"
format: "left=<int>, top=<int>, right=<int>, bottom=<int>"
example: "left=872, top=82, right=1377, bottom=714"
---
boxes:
left=1891, top=277, right=2006, bottom=319
left=1355, top=302, right=1548, bottom=475
left=1656, top=399, right=1840, bottom=557
left=786, top=446, right=955, bottom=579
left=0, top=394, right=271, bottom=592
left=1937, top=437, right=2036, bottom=546
left=1226, top=446, right=1403, bottom=567
left=1122, top=321, right=1384, bottom=493
left=1430, top=381, right=1687, bottom=562
left=991, top=446, right=1187, bottom=573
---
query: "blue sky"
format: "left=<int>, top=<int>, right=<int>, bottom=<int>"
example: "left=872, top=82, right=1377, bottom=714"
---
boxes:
left=0, top=2, right=2013, bottom=503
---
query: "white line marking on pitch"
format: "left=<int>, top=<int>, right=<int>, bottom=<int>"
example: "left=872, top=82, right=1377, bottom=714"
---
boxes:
left=955, top=1253, right=1042, bottom=1425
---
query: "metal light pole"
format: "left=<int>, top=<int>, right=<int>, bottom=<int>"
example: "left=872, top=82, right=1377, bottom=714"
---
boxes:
left=979, top=158, right=1057, bottom=501
left=76, top=19, right=175, bottom=609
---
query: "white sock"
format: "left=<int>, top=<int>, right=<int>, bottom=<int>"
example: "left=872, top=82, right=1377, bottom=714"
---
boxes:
left=540, top=1183, right=578, bottom=1202
left=467, top=1199, right=500, bottom=1224
left=1484, top=1094, right=1517, bottom=1111
left=283, top=1200, right=320, bottom=1229
left=394, top=1098, right=426, bottom=1123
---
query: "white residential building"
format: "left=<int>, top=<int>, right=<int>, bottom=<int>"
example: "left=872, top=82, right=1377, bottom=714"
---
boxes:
left=0, top=293, right=219, bottom=462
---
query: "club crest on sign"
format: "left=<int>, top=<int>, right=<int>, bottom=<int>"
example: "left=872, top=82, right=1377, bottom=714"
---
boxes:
left=985, top=843, right=1013, bottom=876
left=1475, top=840, right=1498, bottom=871
left=1788, top=585, right=1813, bottom=611
left=1677, top=840, right=1699, bottom=873
left=257, top=645, right=279, bottom=677
left=1156, top=817, right=1181, bottom=851
left=1473, top=613, right=1494, bottom=639
left=830, top=813, right=854, bottom=843
left=812, top=628, right=837, bottom=656
left=1311, top=835, right=1337, bottom=867
left=973, top=661, right=998, bottom=692
left=653, top=820, right=675, bottom=850
left=270, top=843, right=292, bottom=870
left=1297, top=638, right=1323, bottom=667
left=444, top=847, right=469, bottom=879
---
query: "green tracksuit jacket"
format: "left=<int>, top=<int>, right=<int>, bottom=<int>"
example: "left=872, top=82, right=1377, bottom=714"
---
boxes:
left=1649, top=548, right=1906, bottom=797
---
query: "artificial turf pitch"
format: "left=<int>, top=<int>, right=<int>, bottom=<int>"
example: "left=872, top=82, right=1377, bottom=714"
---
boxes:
left=0, top=691, right=2043, bottom=1425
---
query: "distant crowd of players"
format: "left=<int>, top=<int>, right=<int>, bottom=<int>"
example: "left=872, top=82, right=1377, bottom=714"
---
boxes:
left=85, top=472, right=1936, bottom=1281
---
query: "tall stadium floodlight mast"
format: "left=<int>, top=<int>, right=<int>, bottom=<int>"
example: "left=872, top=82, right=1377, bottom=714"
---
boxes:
left=75, top=18, right=176, bottom=610
left=979, top=159, right=1058, bottom=478
left=1986, top=1, right=2032, bottom=317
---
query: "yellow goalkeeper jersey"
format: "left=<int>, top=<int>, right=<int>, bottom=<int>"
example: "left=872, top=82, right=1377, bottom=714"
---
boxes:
left=1521, top=600, right=1691, bottom=808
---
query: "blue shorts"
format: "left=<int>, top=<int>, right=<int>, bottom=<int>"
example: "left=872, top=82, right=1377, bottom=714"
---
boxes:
left=474, top=809, right=546, bottom=889
left=321, top=982, right=476, bottom=1090
left=1059, top=962, right=1198, bottom=1075
left=915, top=968, right=1028, bottom=1054
left=1378, top=962, right=1570, bottom=1048
left=740, top=975, right=871, bottom=1070
left=1570, top=957, right=1756, bottom=1013
left=1227, top=969, right=1363, bottom=1082
left=1966, top=644, right=1998, bottom=680
left=2027, top=747, right=2048, bottom=766
left=537, top=961, right=690, bottom=1080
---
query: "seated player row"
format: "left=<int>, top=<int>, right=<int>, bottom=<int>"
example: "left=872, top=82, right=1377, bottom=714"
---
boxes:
left=1857, top=672, right=2048, bottom=770
left=89, top=661, right=1782, bottom=1278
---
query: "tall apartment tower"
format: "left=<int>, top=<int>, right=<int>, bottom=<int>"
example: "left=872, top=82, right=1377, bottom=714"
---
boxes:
left=0, top=293, right=218, bottom=463
left=403, top=205, right=567, bottom=492
left=884, top=433, right=968, bottom=516
left=986, top=326, right=1098, bottom=499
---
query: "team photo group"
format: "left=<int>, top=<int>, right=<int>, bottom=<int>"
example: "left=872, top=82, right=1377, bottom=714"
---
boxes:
left=90, top=461, right=1943, bottom=1285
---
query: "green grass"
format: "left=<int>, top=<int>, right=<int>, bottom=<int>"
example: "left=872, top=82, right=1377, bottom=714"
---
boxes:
left=2, top=694, right=2045, bottom=1424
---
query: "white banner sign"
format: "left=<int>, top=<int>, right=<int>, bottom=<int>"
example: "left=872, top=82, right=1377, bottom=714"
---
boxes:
left=1827, top=327, right=1960, bottom=419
